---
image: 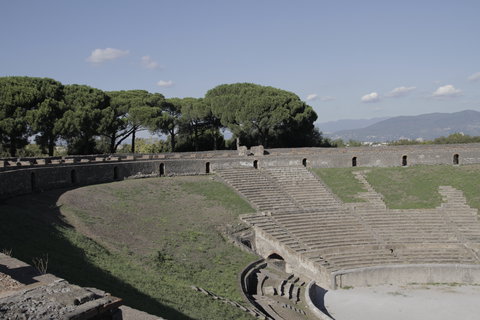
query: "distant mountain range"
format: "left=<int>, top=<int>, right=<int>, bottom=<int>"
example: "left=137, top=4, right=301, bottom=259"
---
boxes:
left=317, top=117, right=390, bottom=134
left=323, top=110, right=480, bottom=142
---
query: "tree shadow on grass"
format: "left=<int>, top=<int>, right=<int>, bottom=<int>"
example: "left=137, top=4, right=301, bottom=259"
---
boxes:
left=0, top=188, right=194, bottom=320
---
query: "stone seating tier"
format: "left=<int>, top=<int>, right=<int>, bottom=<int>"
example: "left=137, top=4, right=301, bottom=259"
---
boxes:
left=232, top=167, right=480, bottom=282
left=264, top=167, right=341, bottom=209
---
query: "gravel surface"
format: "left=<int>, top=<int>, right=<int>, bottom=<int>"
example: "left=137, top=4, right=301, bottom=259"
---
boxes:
left=0, top=272, right=22, bottom=292
left=324, top=284, right=480, bottom=320
left=0, top=279, right=112, bottom=320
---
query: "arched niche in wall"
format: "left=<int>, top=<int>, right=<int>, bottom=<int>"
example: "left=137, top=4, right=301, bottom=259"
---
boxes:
left=453, top=154, right=459, bottom=165
left=267, top=253, right=286, bottom=271
left=352, top=156, right=357, bottom=167
left=253, top=160, right=258, bottom=169
left=267, top=253, right=285, bottom=261
left=205, top=162, right=210, bottom=174
left=302, top=158, right=307, bottom=167
left=402, top=155, right=408, bottom=167
left=241, top=239, right=252, bottom=249
left=159, top=163, right=165, bottom=176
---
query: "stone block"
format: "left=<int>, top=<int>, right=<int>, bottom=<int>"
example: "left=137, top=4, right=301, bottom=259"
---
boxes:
left=251, top=145, right=265, bottom=156
left=238, top=146, right=248, bottom=156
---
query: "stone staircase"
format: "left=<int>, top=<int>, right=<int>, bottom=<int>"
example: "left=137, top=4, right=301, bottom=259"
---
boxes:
left=250, top=266, right=309, bottom=319
left=216, top=168, right=299, bottom=212
left=264, top=167, right=340, bottom=209
left=224, top=166, right=480, bottom=278
left=351, top=171, right=386, bottom=209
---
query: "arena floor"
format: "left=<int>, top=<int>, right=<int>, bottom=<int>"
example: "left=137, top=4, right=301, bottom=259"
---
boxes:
left=324, top=284, right=480, bottom=320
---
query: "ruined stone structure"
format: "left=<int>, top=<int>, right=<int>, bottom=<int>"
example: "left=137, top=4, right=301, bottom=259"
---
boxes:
left=2, top=144, right=480, bottom=319
left=1, top=143, right=480, bottom=200
left=227, top=168, right=480, bottom=289
left=0, top=253, right=124, bottom=319
left=225, top=166, right=480, bottom=319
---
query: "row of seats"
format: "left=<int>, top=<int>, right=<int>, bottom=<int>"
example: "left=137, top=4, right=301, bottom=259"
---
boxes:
left=264, top=167, right=340, bottom=209
left=228, top=166, right=480, bottom=273
left=216, top=168, right=299, bottom=212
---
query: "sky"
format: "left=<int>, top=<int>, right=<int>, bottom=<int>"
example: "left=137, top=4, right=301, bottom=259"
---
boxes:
left=1, top=0, right=480, bottom=125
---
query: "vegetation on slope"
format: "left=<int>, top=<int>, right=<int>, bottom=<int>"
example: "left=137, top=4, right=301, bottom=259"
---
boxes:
left=315, top=164, right=480, bottom=211
left=365, top=164, right=480, bottom=210
left=0, top=176, right=256, bottom=320
left=311, top=168, right=367, bottom=202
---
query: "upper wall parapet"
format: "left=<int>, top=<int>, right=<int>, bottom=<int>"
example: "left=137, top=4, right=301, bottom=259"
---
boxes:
left=1, top=143, right=480, bottom=200
left=2, top=143, right=480, bottom=172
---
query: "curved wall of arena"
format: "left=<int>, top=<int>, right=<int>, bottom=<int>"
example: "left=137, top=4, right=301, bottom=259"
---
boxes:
left=2, top=143, right=480, bottom=199
left=332, top=264, right=480, bottom=288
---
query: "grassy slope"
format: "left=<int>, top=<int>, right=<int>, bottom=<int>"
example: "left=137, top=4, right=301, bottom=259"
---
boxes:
left=365, top=164, right=480, bottom=210
left=315, top=164, right=480, bottom=211
left=311, top=168, right=367, bottom=202
left=0, top=176, right=256, bottom=320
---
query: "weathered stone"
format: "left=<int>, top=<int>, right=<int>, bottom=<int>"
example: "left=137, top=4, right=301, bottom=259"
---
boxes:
left=251, top=145, right=265, bottom=156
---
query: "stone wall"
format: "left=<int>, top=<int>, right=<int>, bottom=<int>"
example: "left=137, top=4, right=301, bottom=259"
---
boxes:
left=253, top=228, right=332, bottom=288
left=1, top=143, right=480, bottom=199
left=332, top=264, right=480, bottom=288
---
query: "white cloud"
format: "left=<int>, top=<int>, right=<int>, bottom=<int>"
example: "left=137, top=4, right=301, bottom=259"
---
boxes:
left=361, top=92, right=380, bottom=103
left=141, top=55, right=160, bottom=69
left=386, top=86, right=416, bottom=98
left=320, top=96, right=335, bottom=101
left=306, top=94, right=318, bottom=101
left=157, top=80, right=174, bottom=88
left=432, top=84, right=462, bottom=97
left=87, top=48, right=129, bottom=64
left=468, top=72, right=480, bottom=82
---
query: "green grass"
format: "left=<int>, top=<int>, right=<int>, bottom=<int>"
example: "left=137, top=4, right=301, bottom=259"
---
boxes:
left=0, top=176, right=257, bottom=320
left=179, top=178, right=254, bottom=215
left=315, top=164, right=480, bottom=211
left=366, top=164, right=480, bottom=209
left=311, top=168, right=367, bottom=202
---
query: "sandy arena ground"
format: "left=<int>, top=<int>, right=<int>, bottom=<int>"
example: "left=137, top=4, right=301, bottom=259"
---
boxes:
left=324, top=284, right=480, bottom=320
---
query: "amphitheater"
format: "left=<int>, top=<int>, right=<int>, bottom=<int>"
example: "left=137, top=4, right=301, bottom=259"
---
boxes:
left=2, top=143, right=480, bottom=319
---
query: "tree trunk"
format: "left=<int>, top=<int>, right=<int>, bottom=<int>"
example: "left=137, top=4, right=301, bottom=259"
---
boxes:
left=8, top=135, right=18, bottom=157
left=170, top=130, right=176, bottom=152
left=131, top=130, right=136, bottom=153
left=194, top=125, right=198, bottom=151
left=48, top=138, right=55, bottom=157
left=110, top=134, right=116, bottom=154
left=213, top=129, right=218, bottom=150
left=9, top=143, right=16, bottom=157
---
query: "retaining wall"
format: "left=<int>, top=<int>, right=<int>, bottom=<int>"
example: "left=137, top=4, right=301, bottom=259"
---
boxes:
left=1, top=143, right=480, bottom=199
left=332, top=264, right=480, bottom=288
